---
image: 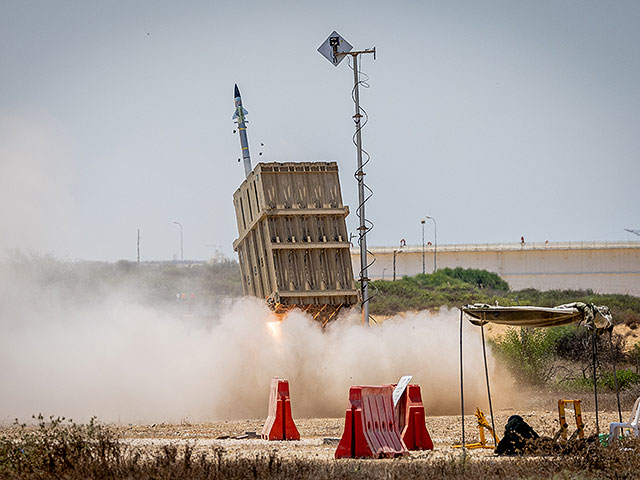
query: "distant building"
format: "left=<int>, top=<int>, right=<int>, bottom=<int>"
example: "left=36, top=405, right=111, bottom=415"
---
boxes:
left=351, top=241, right=640, bottom=296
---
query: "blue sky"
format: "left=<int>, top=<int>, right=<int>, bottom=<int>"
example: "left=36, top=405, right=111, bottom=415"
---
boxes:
left=1, top=0, right=639, bottom=261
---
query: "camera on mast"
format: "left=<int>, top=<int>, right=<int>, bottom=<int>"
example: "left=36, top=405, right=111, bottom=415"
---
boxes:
left=317, top=31, right=353, bottom=66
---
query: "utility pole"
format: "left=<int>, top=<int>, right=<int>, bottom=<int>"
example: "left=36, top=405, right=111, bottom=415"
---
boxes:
left=318, top=31, right=375, bottom=326
left=425, top=215, right=437, bottom=272
left=173, top=221, right=183, bottom=262
left=393, top=250, right=399, bottom=281
left=137, top=229, right=141, bottom=264
left=393, top=240, right=405, bottom=281
left=421, top=219, right=426, bottom=274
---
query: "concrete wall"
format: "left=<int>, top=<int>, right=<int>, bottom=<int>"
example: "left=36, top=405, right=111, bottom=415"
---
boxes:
left=350, top=242, right=640, bottom=296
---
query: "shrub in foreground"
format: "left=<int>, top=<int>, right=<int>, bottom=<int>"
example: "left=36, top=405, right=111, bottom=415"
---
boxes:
left=4, top=416, right=640, bottom=479
left=0, top=415, right=121, bottom=477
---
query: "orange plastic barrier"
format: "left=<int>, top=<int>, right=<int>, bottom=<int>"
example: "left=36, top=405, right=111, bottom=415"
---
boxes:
left=396, top=384, right=434, bottom=450
left=261, top=378, right=300, bottom=441
left=335, top=385, right=408, bottom=458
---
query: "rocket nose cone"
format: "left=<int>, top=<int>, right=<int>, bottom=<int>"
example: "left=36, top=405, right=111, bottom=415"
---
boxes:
left=234, top=84, right=241, bottom=98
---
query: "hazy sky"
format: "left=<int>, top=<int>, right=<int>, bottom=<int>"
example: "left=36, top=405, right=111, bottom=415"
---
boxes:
left=1, top=0, right=639, bottom=261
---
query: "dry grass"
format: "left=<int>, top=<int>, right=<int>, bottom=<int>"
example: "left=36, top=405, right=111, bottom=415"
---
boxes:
left=3, top=439, right=640, bottom=479
left=3, top=412, right=640, bottom=479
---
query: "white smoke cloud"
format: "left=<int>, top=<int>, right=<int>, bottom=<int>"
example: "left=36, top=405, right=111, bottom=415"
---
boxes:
left=0, top=279, right=502, bottom=423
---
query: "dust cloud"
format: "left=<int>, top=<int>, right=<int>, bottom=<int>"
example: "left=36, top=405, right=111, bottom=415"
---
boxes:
left=0, top=270, right=509, bottom=423
left=212, top=304, right=509, bottom=419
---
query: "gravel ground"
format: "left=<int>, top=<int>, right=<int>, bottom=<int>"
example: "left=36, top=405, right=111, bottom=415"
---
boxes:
left=2, top=390, right=630, bottom=462
left=108, top=407, right=626, bottom=461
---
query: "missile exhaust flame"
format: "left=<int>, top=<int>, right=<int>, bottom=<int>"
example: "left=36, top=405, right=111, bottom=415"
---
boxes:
left=266, top=320, right=282, bottom=341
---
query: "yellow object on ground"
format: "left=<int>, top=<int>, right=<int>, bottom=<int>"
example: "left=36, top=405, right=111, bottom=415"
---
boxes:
left=453, top=407, right=500, bottom=449
left=555, top=399, right=584, bottom=441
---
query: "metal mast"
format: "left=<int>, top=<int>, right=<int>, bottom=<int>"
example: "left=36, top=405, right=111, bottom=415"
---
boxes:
left=318, top=32, right=375, bottom=325
left=351, top=51, right=374, bottom=325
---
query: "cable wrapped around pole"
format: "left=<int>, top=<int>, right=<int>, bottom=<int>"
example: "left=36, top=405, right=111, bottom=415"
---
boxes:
left=609, top=329, right=623, bottom=423
left=481, top=324, right=497, bottom=446
left=347, top=54, right=374, bottom=326
left=459, top=309, right=466, bottom=454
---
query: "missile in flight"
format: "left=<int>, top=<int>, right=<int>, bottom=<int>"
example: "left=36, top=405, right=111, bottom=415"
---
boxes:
left=233, top=84, right=252, bottom=177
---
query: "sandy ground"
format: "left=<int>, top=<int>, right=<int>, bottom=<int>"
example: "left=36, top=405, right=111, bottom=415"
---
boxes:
left=108, top=407, right=626, bottom=461
left=1, top=390, right=631, bottom=462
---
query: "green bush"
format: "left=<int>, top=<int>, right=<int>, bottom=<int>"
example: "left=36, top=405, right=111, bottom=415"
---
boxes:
left=438, top=267, right=509, bottom=291
left=561, top=369, right=640, bottom=392
left=491, top=328, right=558, bottom=385
left=369, top=268, right=509, bottom=314
left=491, top=325, right=633, bottom=388
left=548, top=325, right=589, bottom=361
left=601, top=369, right=640, bottom=390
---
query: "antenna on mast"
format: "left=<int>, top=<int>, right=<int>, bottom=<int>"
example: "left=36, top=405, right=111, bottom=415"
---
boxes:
left=233, top=84, right=252, bottom=177
left=318, top=31, right=376, bottom=326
